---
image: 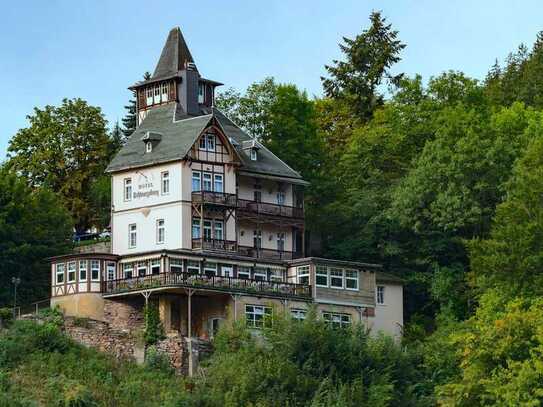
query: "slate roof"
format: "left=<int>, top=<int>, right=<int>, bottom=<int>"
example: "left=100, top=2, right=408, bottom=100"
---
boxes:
left=153, top=27, right=195, bottom=78
left=106, top=104, right=304, bottom=182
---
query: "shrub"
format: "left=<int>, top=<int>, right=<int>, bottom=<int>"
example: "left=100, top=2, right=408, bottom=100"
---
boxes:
left=143, top=304, right=165, bottom=345
left=144, top=345, right=173, bottom=374
left=0, top=308, right=13, bottom=328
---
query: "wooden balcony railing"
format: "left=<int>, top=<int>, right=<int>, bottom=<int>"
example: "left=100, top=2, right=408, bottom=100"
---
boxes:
left=192, top=191, right=237, bottom=206
left=192, top=238, right=237, bottom=252
left=191, top=238, right=302, bottom=261
left=237, top=245, right=302, bottom=260
left=102, top=271, right=312, bottom=300
left=237, top=199, right=304, bottom=219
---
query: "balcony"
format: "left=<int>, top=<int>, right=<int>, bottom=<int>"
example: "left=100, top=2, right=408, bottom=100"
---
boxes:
left=237, top=245, right=301, bottom=260
left=192, top=238, right=237, bottom=253
left=192, top=191, right=237, bottom=207
left=102, top=271, right=312, bottom=300
left=191, top=238, right=302, bottom=261
left=237, top=199, right=304, bottom=219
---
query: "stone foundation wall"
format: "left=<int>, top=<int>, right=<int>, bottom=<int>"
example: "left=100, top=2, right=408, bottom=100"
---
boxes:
left=103, top=297, right=145, bottom=331
left=64, top=316, right=142, bottom=361
left=155, top=334, right=187, bottom=375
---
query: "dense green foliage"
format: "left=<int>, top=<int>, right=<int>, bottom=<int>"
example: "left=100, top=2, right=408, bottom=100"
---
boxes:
left=7, top=98, right=114, bottom=233
left=0, top=170, right=72, bottom=306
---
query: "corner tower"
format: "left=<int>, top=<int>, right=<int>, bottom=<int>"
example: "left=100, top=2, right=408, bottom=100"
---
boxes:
left=130, top=27, right=223, bottom=125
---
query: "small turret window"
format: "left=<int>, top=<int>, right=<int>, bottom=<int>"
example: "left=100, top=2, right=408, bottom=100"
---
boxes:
left=198, top=82, right=205, bottom=103
left=146, top=142, right=152, bottom=153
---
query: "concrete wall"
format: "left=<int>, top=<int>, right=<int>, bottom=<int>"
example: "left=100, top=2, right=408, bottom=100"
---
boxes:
left=371, top=283, right=403, bottom=339
left=51, top=293, right=105, bottom=321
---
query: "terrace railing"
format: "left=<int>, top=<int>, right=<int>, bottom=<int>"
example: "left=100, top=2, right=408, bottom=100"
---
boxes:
left=192, top=191, right=237, bottom=207
left=102, top=271, right=311, bottom=300
left=238, top=199, right=304, bottom=219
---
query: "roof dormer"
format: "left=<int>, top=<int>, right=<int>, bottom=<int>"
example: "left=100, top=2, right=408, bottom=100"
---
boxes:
left=141, top=131, right=162, bottom=154
left=242, top=139, right=260, bottom=161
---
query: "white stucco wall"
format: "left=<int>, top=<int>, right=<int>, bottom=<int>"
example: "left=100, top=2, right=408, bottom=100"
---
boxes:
left=237, top=176, right=294, bottom=206
left=371, top=283, right=403, bottom=340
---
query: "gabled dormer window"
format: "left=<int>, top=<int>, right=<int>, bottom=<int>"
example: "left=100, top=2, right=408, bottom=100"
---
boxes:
left=146, top=142, right=152, bottom=153
left=250, top=148, right=257, bottom=161
left=199, top=134, right=215, bottom=151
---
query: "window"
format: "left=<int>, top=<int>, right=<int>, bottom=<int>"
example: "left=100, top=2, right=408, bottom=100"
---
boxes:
left=187, top=260, right=200, bottom=274
left=214, top=174, right=223, bottom=193
left=146, top=87, right=153, bottom=106
left=316, top=265, right=328, bottom=287
left=204, top=262, right=217, bottom=277
left=198, top=82, right=205, bottom=103
left=170, top=258, right=183, bottom=273
left=124, top=178, right=132, bottom=201
left=67, top=261, right=76, bottom=283
left=199, top=135, right=207, bottom=150
left=123, top=263, right=133, bottom=279
left=161, top=171, right=169, bottom=195
left=291, top=309, right=307, bottom=321
left=146, top=141, right=152, bottom=153
left=323, top=312, right=351, bottom=329
left=250, top=148, right=257, bottom=161
left=269, top=269, right=283, bottom=282
left=220, top=265, right=233, bottom=277
left=91, top=260, right=100, bottom=281
left=161, top=82, right=169, bottom=102
left=297, top=265, right=310, bottom=285
left=253, top=230, right=262, bottom=249
left=377, top=285, right=385, bottom=305
left=192, top=218, right=201, bottom=239
left=151, top=260, right=161, bottom=275
left=56, top=263, right=65, bottom=284
left=107, top=262, right=116, bottom=281
left=277, top=233, right=285, bottom=252
left=129, top=224, right=137, bottom=248
left=156, top=219, right=165, bottom=244
left=203, top=220, right=212, bottom=240
left=254, top=267, right=267, bottom=281
left=237, top=266, right=251, bottom=279
left=192, top=171, right=201, bottom=192
left=206, top=134, right=215, bottom=151
left=203, top=173, right=212, bottom=191
left=277, top=192, right=286, bottom=206
left=138, top=262, right=147, bottom=277
left=254, top=190, right=262, bottom=203
left=214, top=220, right=223, bottom=240
left=345, top=269, right=359, bottom=290
left=79, top=260, right=87, bottom=282
left=245, top=305, right=272, bottom=329
left=154, top=85, right=160, bottom=104
left=329, top=268, right=344, bottom=289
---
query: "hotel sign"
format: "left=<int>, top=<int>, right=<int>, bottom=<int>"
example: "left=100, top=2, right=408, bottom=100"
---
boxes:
left=134, top=172, right=159, bottom=199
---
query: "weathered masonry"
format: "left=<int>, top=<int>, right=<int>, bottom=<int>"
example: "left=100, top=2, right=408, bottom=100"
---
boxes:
left=48, top=27, right=404, bottom=372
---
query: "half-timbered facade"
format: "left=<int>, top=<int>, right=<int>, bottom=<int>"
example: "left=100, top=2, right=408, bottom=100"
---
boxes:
left=48, top=27, right=404, bottom=349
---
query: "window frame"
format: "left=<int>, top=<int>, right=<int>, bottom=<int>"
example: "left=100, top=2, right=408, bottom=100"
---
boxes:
left=329, top=267, right=344, bottom=289
left=291, top=308, right=307, bottom=321
left=161, top=82, right=169, bottom=102
left=123, top=263, right=133, bottom=279
left=129, top=224, right=137, bottom=248
left=277, top=232, right=285, bottom=252
left=213, top=173, right=223, bottom=193
left=237, top=266, right=251, bottom=279
left=192, top=218, right=201, bottom=239
left=245, top=304, right=272, bottom=329
left=150, top=259, right=160, bottom=275
left=202, top=172, right=212, bottom=191
left=137, top=261, right=147, bottom=277
left=322, top=312, right=351, bottom=329
left=67, top=261, right=76, bottom=283
left=198, top=82, right=205, bottom=104
left=192, top=171, right=201, bottom=192
left=253, top=267, right=267, bottom=281
left=79, top=260, right=87, bottom=282
left=253, top=229, right=262, bottom=249
left=56, top=263, right=65, bottom=284
left=106, top=262, right=116, bottom=281
left=124, top=178, right=132, bottom=202
left=146, top=141, right=152, bottom=153
left=250, top=148, right=257, bottom=161
left=213, top=220, right=224, bottom=240
left=345, top=269, right=359, bottom=291
left=277, top=191, right=286, bottom=206
left=376, top=285, right=385, bottom=305
left=297, top=265, right=310, bottom=285
left=315, top=265, right=328, bottom=287
left=203, top=262, right=217, bottom=277
left=90, top=260, right=100, bottom=281
left=187, top=260, right=200, bottom=274
left=170, top=258, right=183, bottom=273
left=156, top=219, right=165, bottom=244
left=161, top=171, right=170, bottom=195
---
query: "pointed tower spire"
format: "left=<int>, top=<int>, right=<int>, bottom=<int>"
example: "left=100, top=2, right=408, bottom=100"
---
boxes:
left=152, top=27, right=196, bottom=79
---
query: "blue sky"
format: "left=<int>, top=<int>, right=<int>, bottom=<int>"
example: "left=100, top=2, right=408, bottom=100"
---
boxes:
left=1, top=0, right=541, bottom=159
